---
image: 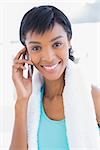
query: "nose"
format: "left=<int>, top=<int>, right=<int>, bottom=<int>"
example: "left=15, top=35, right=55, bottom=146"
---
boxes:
left=41, top=48, right=56, bottom=63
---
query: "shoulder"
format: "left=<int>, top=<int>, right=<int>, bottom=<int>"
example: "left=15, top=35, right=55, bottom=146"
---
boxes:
left=91, top=85, right=100, bottom=125
left=92, top=85, right=100, bottom=98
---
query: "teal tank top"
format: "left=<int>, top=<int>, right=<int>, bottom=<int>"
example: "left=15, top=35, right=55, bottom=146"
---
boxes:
left=38, top=86, right=69, bottom=150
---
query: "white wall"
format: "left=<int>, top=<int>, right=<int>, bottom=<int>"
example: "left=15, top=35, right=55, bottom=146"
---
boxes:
left=72, top=22, right=100, bottom=86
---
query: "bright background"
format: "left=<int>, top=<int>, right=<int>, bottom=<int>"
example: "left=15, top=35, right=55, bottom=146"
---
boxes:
left=0, top=0, right=100, bottom=149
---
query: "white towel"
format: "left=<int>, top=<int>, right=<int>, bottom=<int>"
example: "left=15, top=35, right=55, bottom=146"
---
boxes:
left=27, top=59, right=100, bottom=150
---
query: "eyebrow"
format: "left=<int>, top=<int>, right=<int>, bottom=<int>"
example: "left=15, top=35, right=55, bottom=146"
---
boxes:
left=50, top=35, right=63, bottom=42
left=28, top=35, right=63, bottom=45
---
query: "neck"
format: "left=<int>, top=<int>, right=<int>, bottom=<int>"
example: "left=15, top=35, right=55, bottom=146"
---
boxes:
left=43, top=71, right=65, bottom=100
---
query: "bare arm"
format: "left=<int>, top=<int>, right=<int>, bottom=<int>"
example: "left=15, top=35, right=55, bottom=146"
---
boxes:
left=9, top=48, right=33, bottom=150
left=91, top=85, right=100, bottom=125
left=9, top=100, right=28, bottom=150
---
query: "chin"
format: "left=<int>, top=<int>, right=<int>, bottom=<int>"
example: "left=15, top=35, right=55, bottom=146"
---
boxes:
left=41, top=68, right=66, bottom=81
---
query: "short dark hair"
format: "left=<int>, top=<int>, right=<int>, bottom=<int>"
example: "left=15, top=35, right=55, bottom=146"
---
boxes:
left=19, top=5, right=74, bottom=61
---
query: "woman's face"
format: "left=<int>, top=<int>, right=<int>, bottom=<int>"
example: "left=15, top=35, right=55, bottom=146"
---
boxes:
left=25, top=23, right=70, bottom=80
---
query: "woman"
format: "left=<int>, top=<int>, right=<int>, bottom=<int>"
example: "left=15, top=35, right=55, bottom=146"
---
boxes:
left=10, top=5, right=100, bottom=150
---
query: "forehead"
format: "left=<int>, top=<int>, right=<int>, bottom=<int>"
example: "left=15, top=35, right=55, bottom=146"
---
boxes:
left=26, top=23, right=67, bottom=42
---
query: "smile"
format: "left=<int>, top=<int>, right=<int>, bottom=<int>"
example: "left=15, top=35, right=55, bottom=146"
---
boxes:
left=41, top=61, right=61, bottom=72
left=43, top=64, right=58, bottom=70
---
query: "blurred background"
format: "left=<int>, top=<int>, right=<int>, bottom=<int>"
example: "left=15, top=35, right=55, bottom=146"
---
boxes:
left=0, top=0, right=100, bottom=149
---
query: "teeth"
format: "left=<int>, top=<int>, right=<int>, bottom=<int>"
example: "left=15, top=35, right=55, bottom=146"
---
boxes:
left=43, top=64, right=58, bottom=70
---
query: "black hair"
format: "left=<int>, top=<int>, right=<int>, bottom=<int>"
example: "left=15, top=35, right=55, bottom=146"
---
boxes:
left=19, top=5, right=74, bottom=61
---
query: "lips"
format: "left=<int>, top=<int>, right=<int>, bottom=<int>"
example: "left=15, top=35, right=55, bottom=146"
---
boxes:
left=40, top=61, right=61, bottom=71
left=43, top=63, right=58, bottom=70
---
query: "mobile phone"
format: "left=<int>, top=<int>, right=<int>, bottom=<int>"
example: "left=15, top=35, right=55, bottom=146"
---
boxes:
left=23, top=52, right=33, bottom=78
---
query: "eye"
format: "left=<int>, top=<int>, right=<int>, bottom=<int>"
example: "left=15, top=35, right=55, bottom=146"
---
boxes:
left=32, top=46, right=41, bottom=51
left=53, top=42, right=62, bottom=48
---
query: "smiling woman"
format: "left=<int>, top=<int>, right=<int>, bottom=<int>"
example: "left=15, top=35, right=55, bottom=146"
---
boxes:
left=25, top=23, right=70, bottom=81
left=9, top=5, right=100, bottom=150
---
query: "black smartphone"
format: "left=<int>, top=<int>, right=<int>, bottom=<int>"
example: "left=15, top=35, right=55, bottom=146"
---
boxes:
left=23, top=50, right=33, bottom=78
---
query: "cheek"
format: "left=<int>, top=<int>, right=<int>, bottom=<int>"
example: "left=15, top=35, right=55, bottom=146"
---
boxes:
left=29, top=52, right=40, bottom=65
left=60, top=42, right=69, bottom=59
left=32, top=56, right=40, bottom=65
left=59, top=48, right=69, bottom=61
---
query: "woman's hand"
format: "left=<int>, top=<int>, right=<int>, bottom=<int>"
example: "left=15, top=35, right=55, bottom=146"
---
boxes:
left=12, top=47, right=33, bottom=102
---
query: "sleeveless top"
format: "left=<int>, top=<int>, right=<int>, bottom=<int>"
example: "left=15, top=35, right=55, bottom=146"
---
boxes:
left=37, top=85, right=69, bottom=150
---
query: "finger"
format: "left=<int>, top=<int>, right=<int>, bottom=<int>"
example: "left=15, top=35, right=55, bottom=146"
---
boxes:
left=14, top=47, right=26, bottom=61
left=13, top=59, right=33, bottom=65
left=12, top=64, right=23, bottom=81
left=12, top=63, right=26, bottom=71
left=22, top=50, right=29, bottom=59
